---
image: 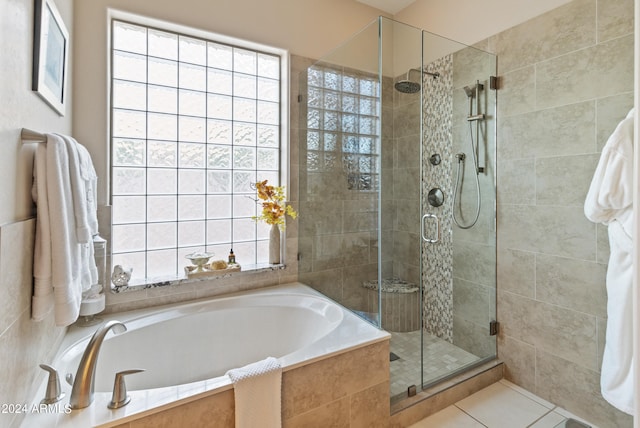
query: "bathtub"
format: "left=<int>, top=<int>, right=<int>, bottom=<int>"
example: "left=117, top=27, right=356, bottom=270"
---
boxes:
left=21, top=283, right=389, bottom=427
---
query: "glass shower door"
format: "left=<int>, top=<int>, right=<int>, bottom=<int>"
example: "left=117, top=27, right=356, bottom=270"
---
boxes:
left=378, top=17, right=425, bottom=400
left=419, top=29, right=497, bottom=389
left=297, top=16, right=497, bottom=405
left=297, top=19, right=384, bottom=326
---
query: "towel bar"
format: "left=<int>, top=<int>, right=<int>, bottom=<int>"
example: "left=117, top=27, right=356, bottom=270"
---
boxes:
left=21, top=128, right=47, bottom=144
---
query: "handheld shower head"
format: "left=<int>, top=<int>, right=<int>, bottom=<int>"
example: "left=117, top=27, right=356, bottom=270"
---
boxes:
left=463, top=86, right=475, bottom=98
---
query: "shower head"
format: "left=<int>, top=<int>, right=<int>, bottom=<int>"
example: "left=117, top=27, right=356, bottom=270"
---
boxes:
left=394, top=68, right=440, bottom=94
left=463, top=86, right=475, bottom=97
left=394, top=80, right=421, bottom=94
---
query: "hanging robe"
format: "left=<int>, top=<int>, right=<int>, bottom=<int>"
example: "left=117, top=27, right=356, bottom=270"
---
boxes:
left=584, top=108, right=634, bottom=415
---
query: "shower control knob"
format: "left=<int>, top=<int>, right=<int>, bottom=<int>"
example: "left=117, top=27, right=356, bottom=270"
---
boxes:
left=429, top=154, right=441, bottom=165
left=428, top=188, right=445, bottom=207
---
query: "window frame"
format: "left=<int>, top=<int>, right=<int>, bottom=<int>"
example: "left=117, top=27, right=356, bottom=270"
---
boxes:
left=107, top=10, right=290, bottom=287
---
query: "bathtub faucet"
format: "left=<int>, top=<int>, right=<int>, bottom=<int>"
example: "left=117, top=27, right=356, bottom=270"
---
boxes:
left=69, top=320, right=127, bottom=409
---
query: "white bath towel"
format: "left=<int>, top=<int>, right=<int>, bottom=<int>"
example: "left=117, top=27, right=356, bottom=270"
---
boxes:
left=58, top=134, right=98, bottom=289
left=31, top=142, right=54, bottom=320
left=226, top=357, right=282, bottom=428
left=584, top=108, right=634, bottom=415
left=31, top=134, right=98, bottom=326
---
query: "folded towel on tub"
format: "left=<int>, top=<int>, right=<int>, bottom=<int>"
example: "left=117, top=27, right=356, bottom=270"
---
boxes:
left=226, top=357, right=282, bottom=428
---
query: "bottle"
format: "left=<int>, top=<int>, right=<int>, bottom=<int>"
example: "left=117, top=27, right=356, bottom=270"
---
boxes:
left=228, top=248, right=236, bottom=264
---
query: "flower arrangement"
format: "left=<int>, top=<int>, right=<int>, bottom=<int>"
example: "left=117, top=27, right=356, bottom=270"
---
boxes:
left=251, top=180, right=298, bottom=230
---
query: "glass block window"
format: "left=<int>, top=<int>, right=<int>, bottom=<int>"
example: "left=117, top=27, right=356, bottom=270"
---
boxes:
left=306, top=65, right=379, bottom=190
left=110, top=19, right=283, bottom=283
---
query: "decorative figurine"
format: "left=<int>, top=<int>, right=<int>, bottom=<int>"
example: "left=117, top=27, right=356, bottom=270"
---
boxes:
left=111, top=265, right=133, bottom=287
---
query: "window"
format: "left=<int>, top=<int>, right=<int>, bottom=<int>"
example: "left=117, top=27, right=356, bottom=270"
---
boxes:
left=110, top=18, right=286, bottom=284
left=306, top=64, right=379, bottom=191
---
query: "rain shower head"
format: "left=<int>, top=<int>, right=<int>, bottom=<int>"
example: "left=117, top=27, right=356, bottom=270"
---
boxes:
left=394, top=80, right=421, bottom=94
left=394, top=68, right=440, bottom=94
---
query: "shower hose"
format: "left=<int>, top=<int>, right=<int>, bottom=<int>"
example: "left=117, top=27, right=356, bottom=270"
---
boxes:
left=453, top=121, right=481, bottom=229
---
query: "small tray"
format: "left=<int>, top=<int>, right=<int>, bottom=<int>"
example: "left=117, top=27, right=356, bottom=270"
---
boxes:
left=184, top=264, right=241, bottom=278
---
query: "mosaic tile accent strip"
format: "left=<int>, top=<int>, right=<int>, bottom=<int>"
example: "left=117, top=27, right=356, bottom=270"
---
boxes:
left=421, top=55, right=454, bottom=341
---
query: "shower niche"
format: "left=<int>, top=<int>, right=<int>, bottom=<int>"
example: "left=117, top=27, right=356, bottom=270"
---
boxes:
left=297, top=16, right=497, bottom=405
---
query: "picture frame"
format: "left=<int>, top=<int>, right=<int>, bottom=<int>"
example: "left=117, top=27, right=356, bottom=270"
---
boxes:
left=32, top=0, right=69, bottom=116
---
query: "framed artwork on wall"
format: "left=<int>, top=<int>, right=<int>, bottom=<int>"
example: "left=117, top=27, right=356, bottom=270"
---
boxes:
left=32, top=0, right=69, bottom=116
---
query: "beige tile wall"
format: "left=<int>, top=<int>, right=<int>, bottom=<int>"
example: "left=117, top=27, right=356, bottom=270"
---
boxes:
left=296, top=59, right=382, bottom=312
left=111, top=340, right=390, bottom=428
left=492, top=0, right=634, bottom=426
left=390, top=79, right=421, bottom=288
left=0, top=219, right=67, bottom=428
left=449, top=44, right=498, bottom=357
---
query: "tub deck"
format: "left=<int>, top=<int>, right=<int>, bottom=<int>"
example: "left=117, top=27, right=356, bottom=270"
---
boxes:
left=21, top=283, right=390, bottom=428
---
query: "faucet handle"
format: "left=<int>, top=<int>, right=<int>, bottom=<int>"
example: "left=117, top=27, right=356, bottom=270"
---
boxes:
left=108, top=369, right=145, bottom=409
left=39, top=364, right=65, bottom=404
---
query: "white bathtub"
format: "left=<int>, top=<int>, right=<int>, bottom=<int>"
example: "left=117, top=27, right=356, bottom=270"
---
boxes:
left=22, top=283, right=389, bottom=427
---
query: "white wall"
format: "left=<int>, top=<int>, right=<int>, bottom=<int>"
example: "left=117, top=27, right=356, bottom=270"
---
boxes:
left=0, top=0, right=74, bottom=226
left=0, top=1, right=73, bottom=425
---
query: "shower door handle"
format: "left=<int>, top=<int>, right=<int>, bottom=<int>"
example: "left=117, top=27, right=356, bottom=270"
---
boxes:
left=421, top=213, right=439, bottom=243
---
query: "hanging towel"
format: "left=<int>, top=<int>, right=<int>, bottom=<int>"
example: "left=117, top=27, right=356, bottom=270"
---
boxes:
left=31, top=134, right=99, bottom=327
left=58, top=134, right=98, bottom=288
left=584, top=108, right=634, bottom=415
left=226, top=357, right=282, bottom=428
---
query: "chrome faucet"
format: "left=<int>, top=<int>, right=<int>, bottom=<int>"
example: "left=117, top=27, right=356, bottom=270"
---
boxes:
left=69, top=320, right=127, bottom=409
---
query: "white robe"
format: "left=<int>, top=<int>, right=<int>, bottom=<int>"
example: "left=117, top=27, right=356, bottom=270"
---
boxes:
left=584, top=108, right=634, bottom=415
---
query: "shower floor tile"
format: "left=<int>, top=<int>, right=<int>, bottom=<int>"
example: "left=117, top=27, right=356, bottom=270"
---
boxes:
left=390, top=330, right=480, bottom=399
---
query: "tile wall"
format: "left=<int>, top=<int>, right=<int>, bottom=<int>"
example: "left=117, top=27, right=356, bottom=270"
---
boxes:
left=111, top=339, right=390, bottom=428
left=492, top=0, right=634, bottom=426
left=388, top=71, right=421, bottom=291
left=297, top=61, right=382, bottom=313
left=420, top=54, right=455, bottom=341
left=449, top=44, right=498, bottom=359
left=0, top=219, right=66, bottom=428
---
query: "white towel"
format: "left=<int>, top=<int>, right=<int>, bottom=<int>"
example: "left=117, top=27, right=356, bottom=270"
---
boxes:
left=584, top=108, right=634, bottom=415
left=226, top=357, right=282, bottom=428
left=31, top=134, right=99, bottom=326
left=32, top=142, right=54, bottom=320
left=58, top=134, right=98, bottom=289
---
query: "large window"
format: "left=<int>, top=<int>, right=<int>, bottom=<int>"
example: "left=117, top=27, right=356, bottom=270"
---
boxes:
left=110, top=19, right=285, bottom=284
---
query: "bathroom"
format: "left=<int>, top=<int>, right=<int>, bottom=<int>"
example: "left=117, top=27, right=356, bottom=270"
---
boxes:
left=0, top=0, right=635, bottom=427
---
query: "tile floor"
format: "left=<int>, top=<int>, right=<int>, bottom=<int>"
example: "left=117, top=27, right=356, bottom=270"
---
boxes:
left=409, top=380, right=596, bottom=428
left=390, top=330, right=480, bottom=398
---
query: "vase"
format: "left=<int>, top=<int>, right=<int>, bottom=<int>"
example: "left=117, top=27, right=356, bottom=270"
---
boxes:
left=269, top=224, right=281, bottom=264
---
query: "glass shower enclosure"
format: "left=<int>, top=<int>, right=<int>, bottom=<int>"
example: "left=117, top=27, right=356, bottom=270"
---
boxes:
left=297, top=16, right=497, bottom=404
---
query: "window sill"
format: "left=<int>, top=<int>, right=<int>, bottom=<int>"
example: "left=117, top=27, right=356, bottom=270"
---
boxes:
left=109, top=263, right=286, bottom=294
